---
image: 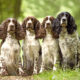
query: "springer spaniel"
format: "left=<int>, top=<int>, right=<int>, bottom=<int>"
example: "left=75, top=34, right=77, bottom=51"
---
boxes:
left=55, top=12, right=79, bottom=69
left=0, top=18, right=25, bottom=75
left=39, top=16, right=60, bottom=73
left=22, top=16, right=41, bottom=75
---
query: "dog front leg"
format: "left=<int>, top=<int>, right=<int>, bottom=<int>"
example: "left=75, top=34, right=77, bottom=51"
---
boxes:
left=33, top=57, right=38, bottom=74
left=62, top=57, right=67, bottom=70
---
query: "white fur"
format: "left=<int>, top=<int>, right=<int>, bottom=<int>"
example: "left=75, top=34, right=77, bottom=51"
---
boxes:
left=60, top=16, right=67, bottom=25
left=59, top=27, right=79, bottom=68
left=1, top=33, right=21, bottom=75
left=27, top=19, right=32, bottom=24
left=46, top=16, right=51, bottom=24
left=7, top=18, right=15, bottom=31
left=22, top=30, right=40, bottom=74
left=45, top=16, right=51, bottom=28
left=40, top=30, right=59, bottom=73
left=26, top=19, right=33, bottom=28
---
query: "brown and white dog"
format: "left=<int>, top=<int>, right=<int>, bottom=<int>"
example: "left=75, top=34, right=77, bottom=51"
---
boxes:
left=0, top=18, right=25, bottom=75
left=22, top=16, right=41, bottom=75
left=39, top=16, right=60, bottom=73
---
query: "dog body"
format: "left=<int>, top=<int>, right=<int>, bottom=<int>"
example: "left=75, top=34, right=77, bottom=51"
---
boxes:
left=22, top=30, right=40, bottom=74
left=22, top=16, right=41, bottom=74
left=40, top=31, right=59, bottom=71
left=56, top=12, right=79, bottom=69
left=59, top=27, right=78, bottom=68
left=1, top=33, right=21, bottom=75
left=40, top=16, right=59, bottom=73
left=0, top=18, right=25, bottom=75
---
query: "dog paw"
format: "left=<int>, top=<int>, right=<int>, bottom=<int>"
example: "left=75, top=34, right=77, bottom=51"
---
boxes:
left=33, top=70, right=38, bottom=75
left=53, top=67, right=57, bottom=71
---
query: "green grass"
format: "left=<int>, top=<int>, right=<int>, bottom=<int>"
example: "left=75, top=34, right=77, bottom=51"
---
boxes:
left=0, top=69, right=80, bottom=80
left=34, top=69, right=80, bottom=80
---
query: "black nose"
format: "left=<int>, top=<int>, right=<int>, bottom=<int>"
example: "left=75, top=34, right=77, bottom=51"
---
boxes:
left=10, top=26, right=15, bottom=31
left=28, top=23, right=32, bottom=26
left=62, top=19, right=66, bottom=22
left=10, top=25, right=14, bottom=27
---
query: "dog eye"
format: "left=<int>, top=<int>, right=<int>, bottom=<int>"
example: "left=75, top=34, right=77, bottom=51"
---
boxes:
left=66, top=14, right=68, bottom=17
left=50, top=18, right=52, bottom=21
left=12, top=20, right=15, bottom=23
left=31, top=18, right=33, bottom=21
left=27, top=18, right=29, bottom=20
left=46, top=18, right=48, bottom=20
left=8, top=20, right=10, bottom=23
left=61, top=13, right=64, bottom=16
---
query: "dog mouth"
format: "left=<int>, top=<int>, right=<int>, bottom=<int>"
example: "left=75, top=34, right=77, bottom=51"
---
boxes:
left=26, top=27, right=34, bottom=33
left=26, top=27, right=34, bottom=30
left=61, top=18, right=67, bottom=27
left=7, top=30, right=15, bottom=33
left=61, top=23, right=67, bottom=27
left=46, top=27, right=51, bottom=30
left=45, top=24, right=52, bottom=29
left=26, top=24, right=34, bottom=30
left=45, top=25, right=52, bottom=29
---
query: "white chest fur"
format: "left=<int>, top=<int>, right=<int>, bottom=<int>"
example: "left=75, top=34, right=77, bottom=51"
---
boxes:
left=1, top=33, right=20, bottom=64
left=42, top=31, right=59, bottom=63
left=59, top=27, right=78, bottom=58
left=43, top=31, right=58, bottom=48
left=22, top=30, right=40, bottom=60
left=23, top=30, right=40, bottom=46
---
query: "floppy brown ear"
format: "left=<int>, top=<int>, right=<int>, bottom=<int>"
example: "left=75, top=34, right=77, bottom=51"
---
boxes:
left=22, top=19, right=26, bottom=34
left=0, top=20, right=8, bottom=39
left=35, top=22, right=46, bottom=39
left=15, top=21, right=26, bottom=40
left=35, top=22, right=41, bottom=39
left=0, top=25, right=6, bottom=39
left=42, top=18, right=46, bottom=28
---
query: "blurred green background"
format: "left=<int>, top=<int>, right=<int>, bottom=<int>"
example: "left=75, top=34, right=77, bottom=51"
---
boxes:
left=0, top=0, right=80, bottom=34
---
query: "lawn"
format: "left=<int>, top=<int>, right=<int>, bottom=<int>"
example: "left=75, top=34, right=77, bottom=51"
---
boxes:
left=0, top=69, right=80, bottom=80
left=34, top=69, right=80, bottom=80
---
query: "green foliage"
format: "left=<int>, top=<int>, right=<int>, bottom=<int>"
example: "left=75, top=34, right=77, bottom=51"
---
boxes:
left=0, top=0, right=14, bottom=22
left=0, top=0, right=80, bottom=34
left=34, top=69, right=80, bottom=80
left=20, top=0, right=80, bottom=35
left=0, top=0, right=21, bottom=23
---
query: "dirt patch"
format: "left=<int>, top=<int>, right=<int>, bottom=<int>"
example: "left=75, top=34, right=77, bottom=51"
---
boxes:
left=0, top=76, right=33, bottom=80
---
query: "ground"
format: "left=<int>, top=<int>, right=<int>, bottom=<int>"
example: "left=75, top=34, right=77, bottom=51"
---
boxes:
left=0, top=76, right=33, bottom=80
left=34, top=69, right=80, bottom=80
left=0, top=69, right=80, bottom=80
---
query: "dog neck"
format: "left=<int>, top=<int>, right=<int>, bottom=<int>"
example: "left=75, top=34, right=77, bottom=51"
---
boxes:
left=6, top=33, right=16, bottom=41
left=25, top=30, right=35, bottom=40
left=61, top=27, right=67, bottom=34
left=44, top=28, right=53, bottom=41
